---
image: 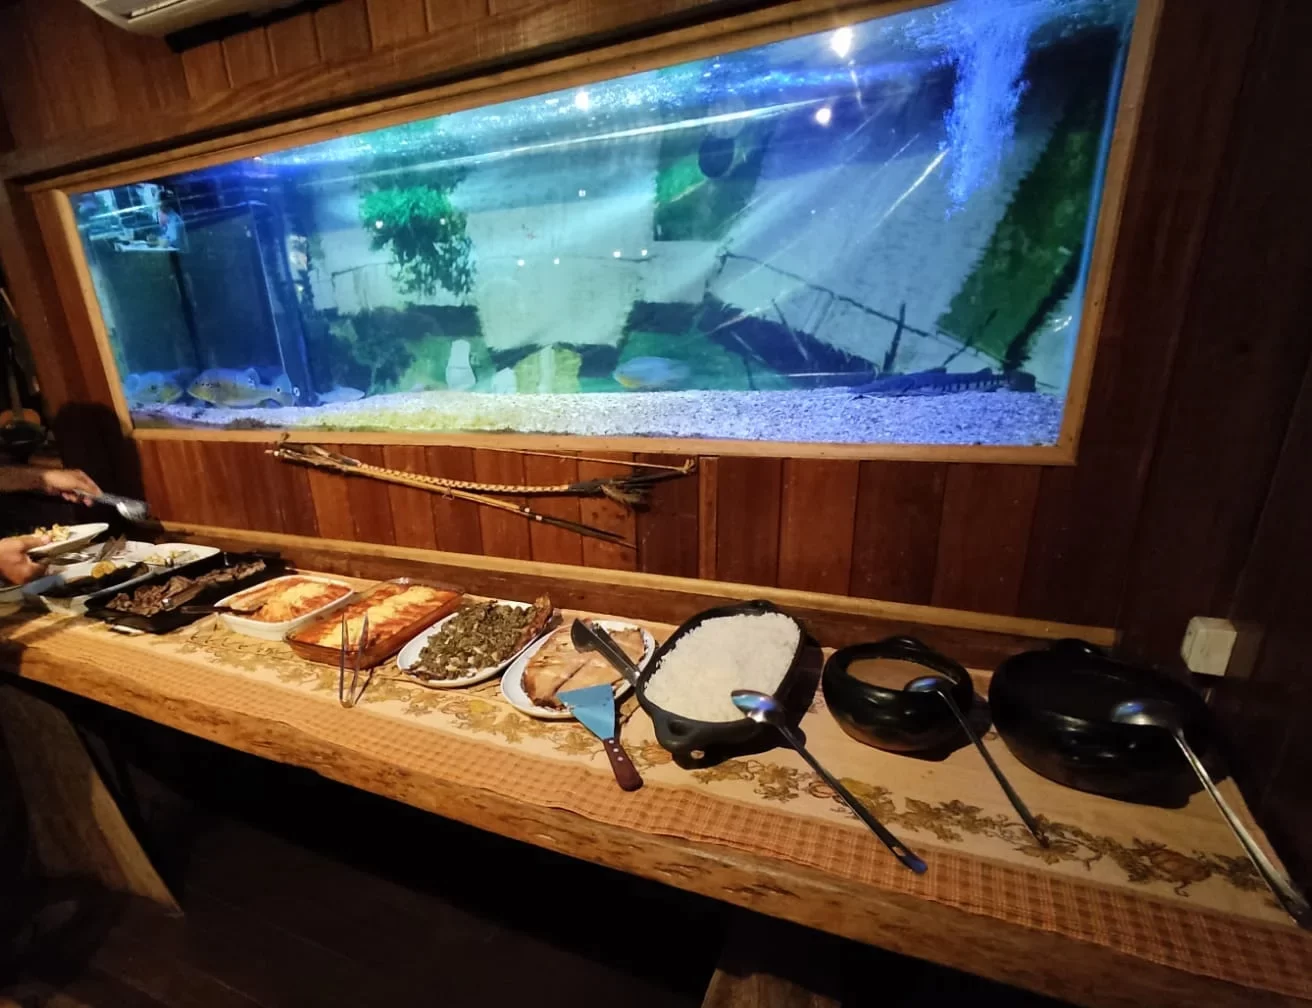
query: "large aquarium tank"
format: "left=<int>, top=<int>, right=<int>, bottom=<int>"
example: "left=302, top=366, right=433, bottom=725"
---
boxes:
left=72, top=0, right=1138, bottom=447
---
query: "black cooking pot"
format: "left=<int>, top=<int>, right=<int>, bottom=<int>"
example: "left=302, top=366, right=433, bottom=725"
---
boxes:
left=637, top=599, right=810, bottom=767
left=822, top=636, right=974, bottom=753
left=989, top=639, right=1214, bottom=804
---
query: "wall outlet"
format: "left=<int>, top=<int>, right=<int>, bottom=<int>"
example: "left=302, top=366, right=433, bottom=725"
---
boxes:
left=1181, top=617, right=1239, bottom=677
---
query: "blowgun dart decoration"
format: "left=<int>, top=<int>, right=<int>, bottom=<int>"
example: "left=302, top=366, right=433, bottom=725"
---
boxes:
left=267, top=441, right=695, bottom=549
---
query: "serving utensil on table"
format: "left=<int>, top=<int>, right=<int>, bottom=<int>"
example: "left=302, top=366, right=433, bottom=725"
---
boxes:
left=337, top=612, right=372, bottom=709
left=731, top=689, right=927, bottom=874
left=557, top=683, right=642, bottom=791
left=906, top=674, right=1048, bottom=848
left=570, top=618, right=641, bottom=686
left=1111, top=698, right=1310, bottom=925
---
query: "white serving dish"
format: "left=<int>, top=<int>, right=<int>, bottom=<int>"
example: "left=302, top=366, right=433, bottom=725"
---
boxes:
left=122, top=541, right=219, bottom=569
left=397, top=600, right=549, bottom=690
left=28, top=522, right=109, bottom=559
left=500, top=620, right=655, bottom=721
left=216, top=575, right=356, bottom=640
left=23, top=543, right=220, bottom=615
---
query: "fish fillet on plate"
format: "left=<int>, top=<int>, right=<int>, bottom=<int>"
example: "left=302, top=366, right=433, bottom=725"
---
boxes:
left=501, top=621, right=655, bottom=720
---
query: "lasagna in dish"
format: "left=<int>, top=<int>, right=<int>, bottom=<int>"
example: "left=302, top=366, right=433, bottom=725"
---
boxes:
left=291, top=583, right=460, bottom=650
left=230, top=577, right=352, bottom=623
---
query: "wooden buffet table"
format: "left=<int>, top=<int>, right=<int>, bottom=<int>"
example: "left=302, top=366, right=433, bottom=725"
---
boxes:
left=1, top=528, right=1309, bottom=1008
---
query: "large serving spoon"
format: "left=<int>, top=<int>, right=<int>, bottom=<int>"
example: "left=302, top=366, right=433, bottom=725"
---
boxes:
left=906, top=674, right=1048, bottom=848
left=1112, top=698, right=1310, bottom=925
left=731, top=689, right=927, bottom=874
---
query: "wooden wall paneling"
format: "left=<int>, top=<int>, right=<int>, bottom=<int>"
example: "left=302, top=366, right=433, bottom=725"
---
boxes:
left=223, top=28, right=276, bottom=90
left=267, top=14, right=323, bottom=76
left=472, top=450, right=531, bottom=560
left=380, top=444, right=439, bottom=550
left=521, top=453, right=584, bottom=567
left=305, top=444, right=358, bottom=541
left=1016, top=0, right=1264, bottom=630
left=22, top=2, right=117, bottom=134
left=932, top=465, right=1041, bottom=616
left=576, top=452, right=637, bottom=572
left=181, top=43, right=233, bottom=100
left=366, top=0, right=431, bottom=48
left=92, top=20, right=156, bottom=120
left=848, top=461, right=945, bottom=605
left=697, top=456, right=717, bottom=580
left=713, top=457, right=782, bottom=588
left=0, top=185, right=74, bottom=416
left=635, top=453, right=699, bottom=578
left=343, top=445, right=396, bottom=544
left=776, top=460, right=859, bottom=595
left=425, top=446, right=483, bottom=554
left=261, top=446, right=319, bottom=539
left=200, top=443, right=253, bottom=530
left=153, top=441, right=214, bottom=526
left=0, top=7, right=56, bottom=146
left=425, top=0, right=487, bottom=31
left=1215, top=344, right=1312, bottom=888
left=232, top=442, right=287, bottom=532
left=1116, top=0, right=1312, bottom=667
left=134, top=442, right=173, bottom=522
left=314, top=0, right=373, bottom=61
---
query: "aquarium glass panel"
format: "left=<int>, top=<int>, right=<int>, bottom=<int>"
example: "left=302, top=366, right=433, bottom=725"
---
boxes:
left=73, top=0, right=1138, bottom=446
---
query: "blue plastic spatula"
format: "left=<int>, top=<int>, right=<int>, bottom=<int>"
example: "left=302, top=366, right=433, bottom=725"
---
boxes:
left=557, top=683, right=643, bottom=791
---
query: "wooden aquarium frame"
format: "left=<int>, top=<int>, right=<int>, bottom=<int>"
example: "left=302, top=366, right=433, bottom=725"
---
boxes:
left=26, top=0, right=1162, bottom=464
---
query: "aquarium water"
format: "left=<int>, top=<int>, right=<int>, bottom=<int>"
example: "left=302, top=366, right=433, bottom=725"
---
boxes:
left=73, top=0, right=1137, bottom=446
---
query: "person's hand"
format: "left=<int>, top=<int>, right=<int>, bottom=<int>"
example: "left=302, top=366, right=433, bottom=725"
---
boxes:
left=38, top=468, right=101, bottom=502
left=0, top=533, right=50, bottom=585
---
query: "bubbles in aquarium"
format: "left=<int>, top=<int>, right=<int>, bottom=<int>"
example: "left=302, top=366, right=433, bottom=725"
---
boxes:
left=72, top=0, right=1138, bottom=446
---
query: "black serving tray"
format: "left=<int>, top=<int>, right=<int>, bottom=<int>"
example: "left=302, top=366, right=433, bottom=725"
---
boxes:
left=83, top=551, right=286, bottom=634
left=636, top=599, right=809, bottom=766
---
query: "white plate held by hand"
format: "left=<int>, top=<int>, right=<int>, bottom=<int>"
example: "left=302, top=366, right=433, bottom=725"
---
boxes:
left=28, top=522, right=109, bottom=559
left=397, top=600, right=546, bottom=689
left=500, top=620, right=655, bottom=720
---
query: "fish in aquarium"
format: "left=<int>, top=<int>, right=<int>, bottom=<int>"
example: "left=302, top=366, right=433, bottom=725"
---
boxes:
left=123, top=369, right=193, bottom=407
left=849, top=368, right=1037, bottom=398
left=613, top=357, right=692, bottom=391
left=188, top=368, right=299, bottom=408
left=316, top=386, right=366, bottom=405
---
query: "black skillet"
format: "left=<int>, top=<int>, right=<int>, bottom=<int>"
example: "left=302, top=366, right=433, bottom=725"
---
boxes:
left=636, top=599, right=809, bottom=766
left=989, top=639, right=1215, bottom=804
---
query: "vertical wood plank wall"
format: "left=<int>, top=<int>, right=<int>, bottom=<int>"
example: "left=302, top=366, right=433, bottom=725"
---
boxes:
left=0, top=0, right=1294, bottom=669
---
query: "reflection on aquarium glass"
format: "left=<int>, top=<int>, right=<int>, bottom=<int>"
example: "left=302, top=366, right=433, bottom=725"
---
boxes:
left=74, top=0, right=1137, bottom=446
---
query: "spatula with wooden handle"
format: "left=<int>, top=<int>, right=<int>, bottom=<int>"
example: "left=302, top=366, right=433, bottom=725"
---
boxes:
left=557, top=683, right=642, bottom=791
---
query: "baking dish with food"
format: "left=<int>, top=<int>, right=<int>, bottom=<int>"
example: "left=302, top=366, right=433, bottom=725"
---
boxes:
left=83, top=551, right=285, bottom=633
left=214, top=575, right=357, bottom=641
left=285, top=578, right=463, bottom=668
left=636, top=599, right=809, bottom=765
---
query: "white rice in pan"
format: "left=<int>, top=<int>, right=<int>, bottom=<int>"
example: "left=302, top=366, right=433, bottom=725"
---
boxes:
left=644, top=612, right=801, bottom=722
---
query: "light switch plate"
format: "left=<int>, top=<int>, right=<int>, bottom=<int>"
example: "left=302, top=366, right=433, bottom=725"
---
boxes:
left=1181, top=617, right=1238, bottom=677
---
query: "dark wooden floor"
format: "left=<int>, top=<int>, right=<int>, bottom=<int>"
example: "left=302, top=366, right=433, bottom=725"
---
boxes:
left=5, top=700, right=1075, bottom=1008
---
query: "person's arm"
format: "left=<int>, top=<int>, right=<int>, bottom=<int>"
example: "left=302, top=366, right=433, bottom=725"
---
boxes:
left=0, top=466, right=101, bottom=501
left=0, top=533, right=49, bottom=585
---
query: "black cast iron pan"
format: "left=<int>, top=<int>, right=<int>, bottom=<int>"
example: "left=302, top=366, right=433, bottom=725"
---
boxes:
left=637, top=599, right=809, bottom=766
left=989, top=639, right=1215, bottom=805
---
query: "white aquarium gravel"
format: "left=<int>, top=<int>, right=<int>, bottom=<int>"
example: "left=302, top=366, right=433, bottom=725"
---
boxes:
left=643, top=612, right=801, bottom=723
left=135, top=388, right=1063, bottom=446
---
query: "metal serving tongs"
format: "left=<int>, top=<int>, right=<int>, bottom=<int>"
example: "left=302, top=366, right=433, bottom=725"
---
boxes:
left=337, top=611, right=372, bottom=709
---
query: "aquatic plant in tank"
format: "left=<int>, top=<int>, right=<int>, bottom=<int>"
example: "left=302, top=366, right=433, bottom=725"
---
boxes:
left=71, top=0, right=1138, bottom=446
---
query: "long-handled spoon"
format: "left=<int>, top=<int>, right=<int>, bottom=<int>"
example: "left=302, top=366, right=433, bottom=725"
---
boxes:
left=1111, top=698, right=1310, bottom=926
left=731, top=689, right=927, bottom=874
left=906, top=674, right=1048, bottom=848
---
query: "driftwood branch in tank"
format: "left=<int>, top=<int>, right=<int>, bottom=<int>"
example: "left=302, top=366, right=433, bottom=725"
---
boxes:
left=268, top=441, right=696, bottom=547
